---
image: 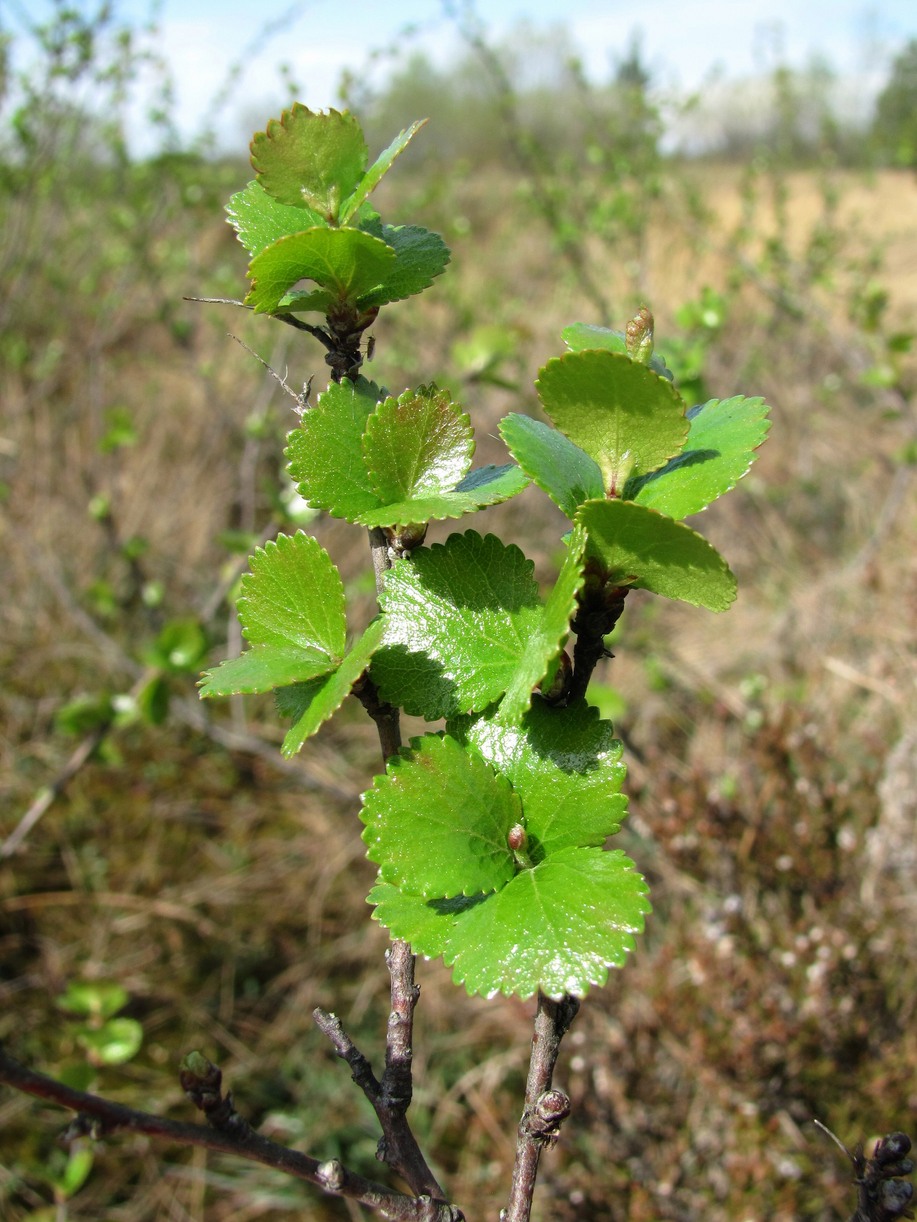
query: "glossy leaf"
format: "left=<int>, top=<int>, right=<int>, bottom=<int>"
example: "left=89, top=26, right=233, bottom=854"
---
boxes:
left=340, top=120, right=427, bottom=224
left=626, top=395, right=772, bottom=518
left=361, top=734, right=519, bottom=898
left=286, top=378, right=382, bottom=521
left=369, top=849, right=648, bottom=1000
left=357, top=224, right=451, bottom=308
left=275, top=615, right=386, bottom=756
left=577, top=499, right=736, bottom=611
left=371, top=531, right=542, bottom=719
left=562, top=321, right=673, bottom=380
left=199, top=532, right=346, bottom=697
left=363, top=385, right=474, bottom=506
left=536, top=349, right=688, bottom=496
left=444, top=848, right=649, bottom=999
left=245, top=227, right=396, bottom=314
left=227, top=180, right=326, bottom=258
left=497, top=523, right=587, bottom=723
left=456, top=699, right=628, bottom=854
left=251, top=105, right=367, bottom=220
left=499, top=413, right=603, bottom=518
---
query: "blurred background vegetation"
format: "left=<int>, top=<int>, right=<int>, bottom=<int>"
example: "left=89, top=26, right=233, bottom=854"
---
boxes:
left=1, top=3, right=915, bottom=1219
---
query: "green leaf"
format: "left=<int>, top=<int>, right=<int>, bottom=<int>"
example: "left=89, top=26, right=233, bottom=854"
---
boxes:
left=245, top=227, right=396, bottom=314
left=58, top=981, right=126, bottom=1020
left=354, top=465, right=529, bottom=529
left=536, top=349, right=688, bottom=495
left=499, top=413, right=603, bottom=518
left=456, top=699, right=627, bottom=854
left=275, top=615, right=386, bottom=756
left=367, top=882, right=480, bottom=960
left=251, top=105, right=367, bottom=220
left=371, top=531, right=542, bottom=719
left=76, top=1017, right=144, bottom=1066
left=444, top=848, right=649, bottom=999
left=286, top=377, right=382, bottom=521
left=363, top=385, right=474, bottom=506
left=577, top=499, right=736, bottom=611
left=562, top=321, right=673, bottom=380
left=227, top=180, right=327, bottom=257
left=199, top=532, right=346, bottom=697
left=497, top=523, right=587, bottom=723
left=357, top=225, right=451, bottom=309
left=340, top=119, right=427, bottom=224
left=361, top=734, right=519, bottom=898
left=626, top=395, right=772, bottom=518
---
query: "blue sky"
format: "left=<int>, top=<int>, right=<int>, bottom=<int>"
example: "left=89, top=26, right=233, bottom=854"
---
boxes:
left=9, top=1, right=917, bottom=151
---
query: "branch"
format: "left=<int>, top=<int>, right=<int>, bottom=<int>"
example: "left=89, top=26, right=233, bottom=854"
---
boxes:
left=313, top=946, right=449, bottom=1204
left=0, top=1045, right=461, bottom=1221
left=503, top=993, right=580, bottom=1222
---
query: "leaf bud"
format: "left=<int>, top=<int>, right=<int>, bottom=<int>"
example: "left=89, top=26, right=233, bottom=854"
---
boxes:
left=876, top=1133, right=913, bottom=1165
left=625, top=305, right=655, bottom=364
left=507, top=824, right=527, bottom=852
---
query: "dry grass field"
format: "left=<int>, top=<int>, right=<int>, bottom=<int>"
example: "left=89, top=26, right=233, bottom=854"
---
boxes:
left=1, top=147, right=915, bottom=1222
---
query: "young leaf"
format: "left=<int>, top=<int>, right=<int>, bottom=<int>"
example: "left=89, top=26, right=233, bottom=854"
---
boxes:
left=371, top=531, right=542, bottom=719
left=536, top=349, right=688, bottom=495
left=275, top=615, right=386, bottom=757
left=357, top=225, right=451, bottom=309
left=499, top=413, right=604, bottom=518
left=362, top=385, right=474, bottom=507
left=339, top=119, right=428, bottom=225
left=250, top=105, right=367, bottom=221
left=626, top=395, right=772, bottom=518
left=562, top=321, right=673, bottom=381
left=245, top=228, right=396, bottom=315
left=577, top=499, right=737, bottom=611
left=199, top=532, right=345, bottom=697
left=497, top=523, right=587, bottom=723
left=227, top=180, right=327, bottom=258
left=443, top=848, right=649, bottom=999
left=361, top=734, right=519, bottom=899
left=354, top=465, right=529, bottom=530
left=368, top=849, right=649, bottom=1000
left=286, top=377, right=382, bottom=521
left=456, top=699, right=628, bottom=854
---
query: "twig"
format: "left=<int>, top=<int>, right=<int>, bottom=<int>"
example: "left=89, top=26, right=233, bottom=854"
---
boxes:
left=0, top=1045, right=460, bottom=1221
left=502, top=993, right=580, bottom=1222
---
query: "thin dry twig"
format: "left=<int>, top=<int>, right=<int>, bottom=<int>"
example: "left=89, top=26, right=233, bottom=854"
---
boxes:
left=0, top=1046, right=460, bottom=1221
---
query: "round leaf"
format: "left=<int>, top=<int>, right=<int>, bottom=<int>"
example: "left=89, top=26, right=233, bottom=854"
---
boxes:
left=627, top=395, right=772, bottom=518
left=363, top=385, right=474, bottom=506
left=371, top=531, right=541, bottom=719
left=577, top=498, right=737, bottom=611
left=458, top=700, right=627, bottom=854
left=246, top=228, right=396, bottom=315
left=536, top=349, right=688, bottom=496
left=276, top=615, right=386, bottom=757
left=562, top=321, right=673, bottom=380
left=251, top=105, right=367, bottom=219
left=361, top=733, right=519, bottom=898
left=444, top=848, right=650, bottom=999
left=357, top=224, right=451, bottom=308
left=499, top=413, right=604, bottom=518
left=286, top=377, right=382, bottom=521
left=227, top=180, right=326, bottom=258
